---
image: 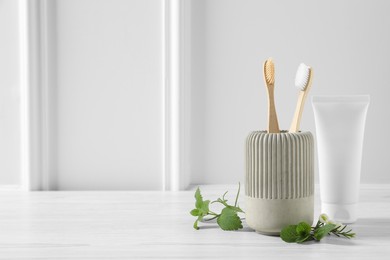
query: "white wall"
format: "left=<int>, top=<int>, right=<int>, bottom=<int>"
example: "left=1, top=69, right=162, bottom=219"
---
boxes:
left=3, top=0, right=389, bottom=189
left=0, top=0, right=21, bottom=185
left=189, top=0, right=390, bottom=185
left=49, top=0, right=164, bottom=190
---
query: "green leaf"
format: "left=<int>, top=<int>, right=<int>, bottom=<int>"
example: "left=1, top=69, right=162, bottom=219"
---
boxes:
left=211, top=199, right=243, bottom=213
left=225, top=205, right=244, bottom=213
left=195, top=187, right=203, bottom=209
left=191, top=184, right=245, bottom=231
left=295, top=222, right=312, bottom=243
left=200, top=200, right=210, bottom=214
left=296, top=222, right=311, bottom=237
left=192, top=188, right=211, bottom=230
left=314, top=224, right=336, bottom=241
left=297, top=235, right=314, bottom=243
left=217, top=208, right=243, bottom=231
left=280, top=225, right=299, bottom=243
left=296, top=234, right=312, bottom=243
left=190, top=209, right=200, bottom=216
left=194, top=188, right=209, bottom=215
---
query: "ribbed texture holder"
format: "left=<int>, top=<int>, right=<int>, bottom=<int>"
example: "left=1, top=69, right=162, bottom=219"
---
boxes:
left=245, top=131, right=314, bottom=199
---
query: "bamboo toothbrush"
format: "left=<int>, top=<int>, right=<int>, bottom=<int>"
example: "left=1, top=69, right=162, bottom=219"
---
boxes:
left=289, top=63, right=313, bottom=133
left=263, top=58, right=280, bottom=133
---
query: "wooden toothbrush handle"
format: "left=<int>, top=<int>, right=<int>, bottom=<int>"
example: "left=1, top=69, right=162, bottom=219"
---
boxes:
left=289, top=91, right=307, bottom=133
left=267, top=85, right=280, bottom=133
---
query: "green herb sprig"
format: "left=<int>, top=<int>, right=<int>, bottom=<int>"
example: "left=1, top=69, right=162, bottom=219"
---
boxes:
left=280, top=213, right=356, bottom=243
left=190, top=184, right=244, bottom=231
left=190, top=185, right=356, bottom=243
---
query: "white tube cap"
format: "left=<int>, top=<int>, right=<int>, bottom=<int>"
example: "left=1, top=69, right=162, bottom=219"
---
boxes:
left=321, top=203, right=357, bottom=224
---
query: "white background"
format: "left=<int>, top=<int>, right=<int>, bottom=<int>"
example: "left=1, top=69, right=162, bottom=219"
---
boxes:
left=189, top=0, right=390, bottom=185
left=1, top=0, right=389, bottom=189
left=0, top=0, right=21, bottom=185
left=51, top=0, right=164, bottom=190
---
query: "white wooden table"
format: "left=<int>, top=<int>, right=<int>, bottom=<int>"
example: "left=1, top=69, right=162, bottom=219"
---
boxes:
left=0, top=185, right=389, bottom=259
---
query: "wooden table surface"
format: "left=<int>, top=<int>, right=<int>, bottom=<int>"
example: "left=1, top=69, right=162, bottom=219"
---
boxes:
left=0, top=185, right=389, bottom=259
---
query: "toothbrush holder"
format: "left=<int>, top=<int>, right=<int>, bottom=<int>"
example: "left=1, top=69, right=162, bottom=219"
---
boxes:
left=245, top=130, right=314, bottom=235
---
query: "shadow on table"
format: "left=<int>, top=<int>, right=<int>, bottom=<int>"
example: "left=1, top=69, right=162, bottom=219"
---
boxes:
left=199, top=217, right=390, bottom=243
left=199, top=218, right=255, bottom=232
left=351, top=218, right=390, bottom=239
left=296, top=218, right=390, bottom=245
left=197, top=225, right=254, bottom=232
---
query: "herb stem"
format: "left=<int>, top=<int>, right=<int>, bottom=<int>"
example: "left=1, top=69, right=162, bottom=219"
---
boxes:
left=204, top=215, right=219, bottom=221
left=234, top=182, right=241, bottom=207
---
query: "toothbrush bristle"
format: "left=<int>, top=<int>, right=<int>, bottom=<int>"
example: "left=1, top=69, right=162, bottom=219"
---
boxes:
left=265, top=58, right=275, bottom=85
left=295, top=63, right=311, bottom=91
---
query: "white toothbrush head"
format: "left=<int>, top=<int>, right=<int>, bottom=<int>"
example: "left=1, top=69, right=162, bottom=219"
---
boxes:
left=295, top=63, right=311, bottom=91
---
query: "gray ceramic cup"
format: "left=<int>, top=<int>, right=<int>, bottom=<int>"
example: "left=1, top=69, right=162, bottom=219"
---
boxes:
left=245, top=130, right=314, bottom=235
